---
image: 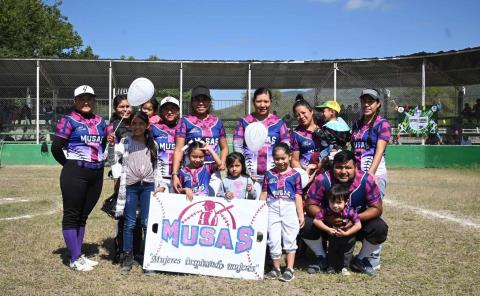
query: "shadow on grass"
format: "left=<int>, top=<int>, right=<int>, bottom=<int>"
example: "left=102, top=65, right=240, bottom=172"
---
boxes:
left=52, top=243, right=100, bottom=265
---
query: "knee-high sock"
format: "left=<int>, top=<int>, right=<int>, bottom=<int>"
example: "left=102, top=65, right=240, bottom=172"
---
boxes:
left=77, top=227, right=85, bottom=255
left=303, top=238, right=326, bottom=257
left=63, top=229, right=80, bottom=262
left=357, top=239, right=381, bottom=260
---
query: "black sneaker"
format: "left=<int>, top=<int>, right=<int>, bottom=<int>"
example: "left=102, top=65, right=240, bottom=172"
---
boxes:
left=121, top=252, right=134, bottom=275
left=351, top=257, right=376, bottom=277
left=264, top=268, right=282, bottom=280
left=279, top=268, right=295, bottom=282
left=326, top=266, right=336, bottom=274
left=307, top=256, right=327, bottom=274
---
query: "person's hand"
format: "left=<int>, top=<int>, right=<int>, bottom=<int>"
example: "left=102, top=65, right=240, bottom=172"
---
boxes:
left=368, top=171, right=377, bottom=182
left=154, top=187, right=166, bottom=195
left=225, top=192, right=235, bottom=200
left=325, top=215, right=344, bottom=228
left=185, top=189, right=193, bottom=201
left=298, top=215, right=305, bottom=229
left=335, top=228, right=348, bottom=237
left=172, top=175, right=182, bottom=193
left=200, top=142, right=213, bottom=154
left=340, top=219, right=353, bottom=231
left=107, top=134, right=115, bottom=145
left=327, top=227, right=338, bottom=236
left=218, top=162, right=226, bottom=171
left=246, top=184, right=253, bottom=192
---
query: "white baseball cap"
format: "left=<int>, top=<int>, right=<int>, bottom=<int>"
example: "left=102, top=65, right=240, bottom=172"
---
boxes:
left=74, top=85, right=95, bottom=98
left=160, top=96, right=180, bottom=108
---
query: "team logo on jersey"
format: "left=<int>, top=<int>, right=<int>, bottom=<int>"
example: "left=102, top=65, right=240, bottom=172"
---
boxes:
left=161, top=200, right=254, bottom=254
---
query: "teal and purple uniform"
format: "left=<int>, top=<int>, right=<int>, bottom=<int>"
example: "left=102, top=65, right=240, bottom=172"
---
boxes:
left=151, top=120, right=181, bottom=178
left=179, top=164, right=216, bottom=196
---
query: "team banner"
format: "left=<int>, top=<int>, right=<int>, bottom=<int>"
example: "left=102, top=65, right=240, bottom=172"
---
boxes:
left=396, top=104, right=440, bottom=136
left=143, top=193, right=268, bottom=280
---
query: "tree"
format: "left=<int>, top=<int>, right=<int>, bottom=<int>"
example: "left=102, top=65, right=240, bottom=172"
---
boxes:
left=0, top=0, right=97, bottom=58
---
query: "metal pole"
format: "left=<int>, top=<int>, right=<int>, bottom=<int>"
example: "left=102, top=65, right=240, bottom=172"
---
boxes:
left=36, top=60, right=40, bottom=144
left=421, top=59, right=426, bottom=145
left=333, top=63, right=338, bottom=101
left=248, top=64, right=252, bottom=115
left=179, top=63, right=183, bottom=117
left=109, top=61, right=112, bottom=121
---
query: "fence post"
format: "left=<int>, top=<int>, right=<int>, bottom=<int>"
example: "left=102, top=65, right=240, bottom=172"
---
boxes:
left=179, top=63, right=183, bottom=117
left=108, top=61, right=112, bottom=121
left=36, top=60, right=40, bottom=144
left=422, top=58, right=426, bottom=145
left=248, top=63, right=252, bottom=115
left=333, top=62, right=338, bottom=101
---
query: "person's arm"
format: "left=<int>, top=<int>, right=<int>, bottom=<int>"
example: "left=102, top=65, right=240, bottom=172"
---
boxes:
left=51, top=136, right=67, bottom=166
left=368, top=139, right=387, bottom=176
left=291, top=151, right=302, bottom=168
left=313, top=218, right=337, bottom=236
left=218, top=137, right=228, bottom=170
left=358, top=201, right=382, bottom=221
left=295, top=194, right=305, bottom=228
left=203, top=144, right=222, bottom=167
left=171, top=137, right=186, bottom=193
left=336, top=221, right=361, bottom=237
left=259, top=191, right=268, bottom=201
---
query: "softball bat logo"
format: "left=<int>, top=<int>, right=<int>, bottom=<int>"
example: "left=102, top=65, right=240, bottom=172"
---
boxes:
left=161, top=200, right=254, bottom=254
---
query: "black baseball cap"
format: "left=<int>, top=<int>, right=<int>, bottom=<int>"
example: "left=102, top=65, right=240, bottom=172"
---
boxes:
left=191, top=85, right=212, bottom=100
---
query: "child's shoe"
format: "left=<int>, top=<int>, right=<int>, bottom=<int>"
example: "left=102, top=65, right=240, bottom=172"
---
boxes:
left=264, top=268, right=282, bottom=280
left=279, top=268, right=295, bottom=282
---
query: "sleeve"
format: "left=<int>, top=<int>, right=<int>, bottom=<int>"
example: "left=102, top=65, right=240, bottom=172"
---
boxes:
left=175, top=118, right=187, bottom=138
left=291, top=132, right=300, bottom=152
left=349, top=208, right=361, bottom=224
left=377, top=120, right=392, bottom=142
left=216, top=179, right=226, bottom=198
left=261, top=174, right=268, bottom=192
left=279, top=121, right=290, bottom=145
left=365, top=175, right=382, bottom=206
left=54, top=116, right=72, bottom=139
left=233, top=119, right=245, bottom=141
left=295, top=173, right=303, bottom=196
left=306, top=175, right=326, bottom=205
left=218, top=119, right=226, bottom=139
left=51, top=136, right=68, bottom=165
left=205, top=163, right=216, bottom=175
left=314, top=208, right=326, bottom=221
left=104, top=122, right=114, bottom=138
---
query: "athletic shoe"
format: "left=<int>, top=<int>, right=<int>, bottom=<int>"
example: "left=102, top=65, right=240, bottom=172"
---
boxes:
left=341, top=267, right=351, bottom=276
left=81, top=254, right=98, bottom=267
left=307, top=255, right=327, bottom=274
left=279, top=268, right=295, bottom=282
left=264, top=268, right=282, bottom=280
left=351, top=257, right=376, bottom=277
left=373, top=264, right=381, bottom=271
left=70, top=257, right=94, bottom=272
left=326, top=266, right=336, bottom=274
left=121, top=252, right=134, bottom=275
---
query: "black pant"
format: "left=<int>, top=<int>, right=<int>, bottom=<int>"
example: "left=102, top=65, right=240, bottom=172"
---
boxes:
left=327, top=235, right=356, bottom=271
left=60, top=160, right=104, bottom=229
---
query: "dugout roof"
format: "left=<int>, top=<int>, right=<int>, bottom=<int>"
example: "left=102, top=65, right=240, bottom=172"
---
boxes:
left=1, top=47, right=479, bottom=98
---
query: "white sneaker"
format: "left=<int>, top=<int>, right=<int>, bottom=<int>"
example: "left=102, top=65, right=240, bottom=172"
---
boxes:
left=70, top=257, right=94, bottom=272
left=81, top=254, right=98, bottom=267
left=341, top=268, right=351, bottom=276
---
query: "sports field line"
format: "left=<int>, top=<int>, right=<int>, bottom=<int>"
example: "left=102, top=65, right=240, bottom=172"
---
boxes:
left=0, top=199, right=61, bottom=222
left=0, top=198, right=30, bottom=204
left=384, top=198, right=480, bottom=230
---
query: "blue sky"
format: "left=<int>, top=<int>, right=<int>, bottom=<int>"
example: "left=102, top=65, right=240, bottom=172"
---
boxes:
left=56, top=0, right=480, bottom=61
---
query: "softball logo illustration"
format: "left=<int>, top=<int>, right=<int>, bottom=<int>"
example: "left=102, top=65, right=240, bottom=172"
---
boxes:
left=179, top=200, right=236, bottom=228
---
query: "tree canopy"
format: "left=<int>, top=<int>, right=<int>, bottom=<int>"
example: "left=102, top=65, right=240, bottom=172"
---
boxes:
left=0, top=0, right=97, bottom=58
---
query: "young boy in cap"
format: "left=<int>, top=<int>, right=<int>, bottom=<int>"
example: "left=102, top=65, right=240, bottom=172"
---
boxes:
left=309, top=100, right=351, bottom=171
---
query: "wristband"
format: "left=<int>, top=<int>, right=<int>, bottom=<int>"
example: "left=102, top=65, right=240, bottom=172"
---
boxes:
left=171, top=173, right=179, bottom=176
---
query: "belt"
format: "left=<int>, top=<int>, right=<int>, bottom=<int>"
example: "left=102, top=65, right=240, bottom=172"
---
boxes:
left=74, top=160, right=104, bottom=170
left=130, top=181, right=155, bottom=187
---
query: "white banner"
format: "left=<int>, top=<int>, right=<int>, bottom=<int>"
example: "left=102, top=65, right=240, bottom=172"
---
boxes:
left=143, top=193, right=268, bottom=280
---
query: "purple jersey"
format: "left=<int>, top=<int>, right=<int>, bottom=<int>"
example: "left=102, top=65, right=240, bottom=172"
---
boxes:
left=176, top=114, right=226, bottom=163
left=179, top=164, right=216, bottom=196
left=291, top=126, right=319, bottom=169
left=150, top=120, right=181, bottom=177
left=55, top=111, right=106, bottom=162
left=234, top=114, right=290, bottom=177
left=262, top=168, right=302, bottom=201
left=351, top=116, right=391, bottom=177
left=315, top=206, right=360, bottom=225
left=307, top=170, right=381, bottom=214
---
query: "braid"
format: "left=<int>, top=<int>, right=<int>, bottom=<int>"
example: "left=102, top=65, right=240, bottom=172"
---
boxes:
left=145, top=130, right=157, bottom=168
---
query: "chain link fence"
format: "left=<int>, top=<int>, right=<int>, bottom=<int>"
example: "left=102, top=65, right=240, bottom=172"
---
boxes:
left=1, top=53, right=479, bottom=144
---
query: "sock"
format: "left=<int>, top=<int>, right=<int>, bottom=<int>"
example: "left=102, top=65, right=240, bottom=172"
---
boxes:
left=357, top=239, right=382, bottom=260
left=303, top=238, right=326, bottom=257
left=77, top=227, right=85, bottom=255
left=62, top=229, right=80, bottom=262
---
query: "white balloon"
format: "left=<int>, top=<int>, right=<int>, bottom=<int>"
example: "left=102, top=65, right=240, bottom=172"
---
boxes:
left=127, top=77, right=155, bottom=106
left=294, top=168, right=309, bottom=189
left=244, top=122, right=268, bottom=152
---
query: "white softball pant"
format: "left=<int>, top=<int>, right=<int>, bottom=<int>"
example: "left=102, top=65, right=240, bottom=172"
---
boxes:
left=267, top=198, right=300, bottom=260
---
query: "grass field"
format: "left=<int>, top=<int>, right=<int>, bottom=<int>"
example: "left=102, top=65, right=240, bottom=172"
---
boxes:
left=0, top=166, right=479, bottom=295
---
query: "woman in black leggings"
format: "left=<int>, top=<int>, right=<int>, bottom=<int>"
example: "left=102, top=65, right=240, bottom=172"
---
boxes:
left=51, top=85, right=107, bottom=272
